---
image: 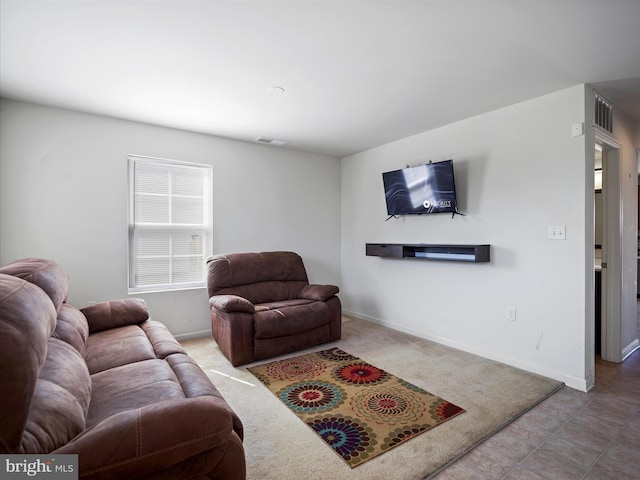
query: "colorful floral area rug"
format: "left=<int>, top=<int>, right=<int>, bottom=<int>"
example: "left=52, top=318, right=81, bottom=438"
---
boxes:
left=248, top=347, right=465, bottom=468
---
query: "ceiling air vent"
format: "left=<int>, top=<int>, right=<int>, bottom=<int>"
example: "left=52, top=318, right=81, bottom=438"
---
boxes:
left=594, top=92, right=613, bottom=133
left=255, top=136, right=288, bottom=146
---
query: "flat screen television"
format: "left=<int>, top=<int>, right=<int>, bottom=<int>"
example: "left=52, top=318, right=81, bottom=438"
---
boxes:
left=382, top=159, right=459, bottom=216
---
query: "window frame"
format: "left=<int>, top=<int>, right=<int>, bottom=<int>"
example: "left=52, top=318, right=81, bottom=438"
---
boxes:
left=127, top=154, right=213, bottom=293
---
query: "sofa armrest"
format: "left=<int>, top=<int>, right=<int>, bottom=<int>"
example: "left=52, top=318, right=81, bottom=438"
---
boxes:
left=209, top=294, right=255, bottom=313
left=81, top=298, right=149, bottom=333
left=300, top=284, right=339, bottom=301
left=54, top=397, right=236, bottom=480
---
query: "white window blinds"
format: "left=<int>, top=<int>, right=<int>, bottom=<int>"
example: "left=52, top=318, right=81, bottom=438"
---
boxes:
left=128, top=155, right=212, bottom=292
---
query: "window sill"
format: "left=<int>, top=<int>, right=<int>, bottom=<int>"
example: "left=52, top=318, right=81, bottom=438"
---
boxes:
left=128, top=284, right=207, bottom=295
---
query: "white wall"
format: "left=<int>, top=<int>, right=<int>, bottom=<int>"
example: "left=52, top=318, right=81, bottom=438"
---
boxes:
left=341, top=85, right=590, bottom=389
left=612, top=111, right=639, bottom=359
left=2, top=89, right=635, bottom=389
left=0, top=99, right=341, bottom=337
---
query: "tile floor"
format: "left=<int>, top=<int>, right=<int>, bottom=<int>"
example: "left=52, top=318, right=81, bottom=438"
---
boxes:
left=433, top=304, right=640, bottom=480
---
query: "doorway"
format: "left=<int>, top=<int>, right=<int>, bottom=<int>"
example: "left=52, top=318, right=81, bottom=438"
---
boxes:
left=594, top=144, right=603, bottom=355
left=594, top=132, right=623, bottom=365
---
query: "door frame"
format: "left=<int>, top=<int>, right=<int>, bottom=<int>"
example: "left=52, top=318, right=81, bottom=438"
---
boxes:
left=595, top=128, right=622, bottom=364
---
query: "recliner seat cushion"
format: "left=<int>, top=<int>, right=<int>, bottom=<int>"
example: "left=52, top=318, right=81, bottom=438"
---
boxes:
left=87, top=359, right=185, bottom=428
left=253, top=301, right=331, bottom=339
left=84, top=325, right=156, bottom=374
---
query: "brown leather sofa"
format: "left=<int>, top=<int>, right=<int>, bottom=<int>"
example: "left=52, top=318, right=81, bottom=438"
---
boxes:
left=206, top=251, right=341, bottom=367
left=0, top=258, right=245, bottom=480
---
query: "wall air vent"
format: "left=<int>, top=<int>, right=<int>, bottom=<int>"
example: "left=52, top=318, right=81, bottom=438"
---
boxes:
left=594, top=91, right=613, bottom=133
left=255, top=136, right=288, bottom=146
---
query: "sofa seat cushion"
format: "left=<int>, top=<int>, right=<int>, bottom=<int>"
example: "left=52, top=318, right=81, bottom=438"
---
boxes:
left=87, top=358, right=185, bottom=428
left=85, top=325, right=156, bottom=374
left=253, top=301, right=330, bottom=339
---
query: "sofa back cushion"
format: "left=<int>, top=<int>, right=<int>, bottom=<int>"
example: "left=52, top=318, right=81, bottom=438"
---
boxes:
left=0, top=259, right=89, bottom=355
left=0, top=274, right=56, bottom=452
left=21, top=337, right=91, bottom=453
left=0, top=258, right=69, bottom=311
left=207, top=252, right=309, bottom=304
left=54, top=304, right=90, bottom=355
left=0, top=264, right=92, bottom=454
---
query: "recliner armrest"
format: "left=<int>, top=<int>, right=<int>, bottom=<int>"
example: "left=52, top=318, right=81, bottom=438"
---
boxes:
left=299, top=284, right=339, bottom=301
left=81, top=298, right=149, bottom=333
left=209, top=294, right=255, bottom=313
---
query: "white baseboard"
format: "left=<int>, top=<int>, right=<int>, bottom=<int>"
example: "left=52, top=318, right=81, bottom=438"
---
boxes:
left=174, top=329, right=211, bottom=341
left=622, top=338, right=640, bottom=360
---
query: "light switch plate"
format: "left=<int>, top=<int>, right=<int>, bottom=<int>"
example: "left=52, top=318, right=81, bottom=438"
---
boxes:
left=572, top=123, right=584, bottom=137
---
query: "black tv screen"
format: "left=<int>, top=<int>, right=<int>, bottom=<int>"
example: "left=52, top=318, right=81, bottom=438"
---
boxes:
left=382, top=160, right=458, bottom=215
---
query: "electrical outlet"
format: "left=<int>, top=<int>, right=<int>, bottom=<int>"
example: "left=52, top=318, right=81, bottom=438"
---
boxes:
left=548, top=225, right=566, bottom=240
left=506, top=307, right=517, bottom=322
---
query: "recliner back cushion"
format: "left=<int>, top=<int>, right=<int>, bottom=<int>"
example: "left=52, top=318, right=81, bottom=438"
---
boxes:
left=207, top=252, right=309, bottom=302
left=214, top=280, right=309, bottom=305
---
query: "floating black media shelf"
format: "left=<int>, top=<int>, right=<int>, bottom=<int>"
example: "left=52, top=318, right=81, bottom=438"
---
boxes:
left=365, top=243, right=490, bottom=263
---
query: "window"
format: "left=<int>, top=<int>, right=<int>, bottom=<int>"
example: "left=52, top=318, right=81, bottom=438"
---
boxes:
left=128, top=155, right=212, bottom=292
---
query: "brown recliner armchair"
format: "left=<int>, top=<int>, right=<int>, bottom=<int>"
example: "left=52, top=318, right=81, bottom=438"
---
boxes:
left=206, top=251, right=341, bottom=367
left=0, top=258, right=245, bottom=479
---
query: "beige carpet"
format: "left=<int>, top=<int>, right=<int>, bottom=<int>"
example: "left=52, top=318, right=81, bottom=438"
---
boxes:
left=181, top=317, right=563, bottom=480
